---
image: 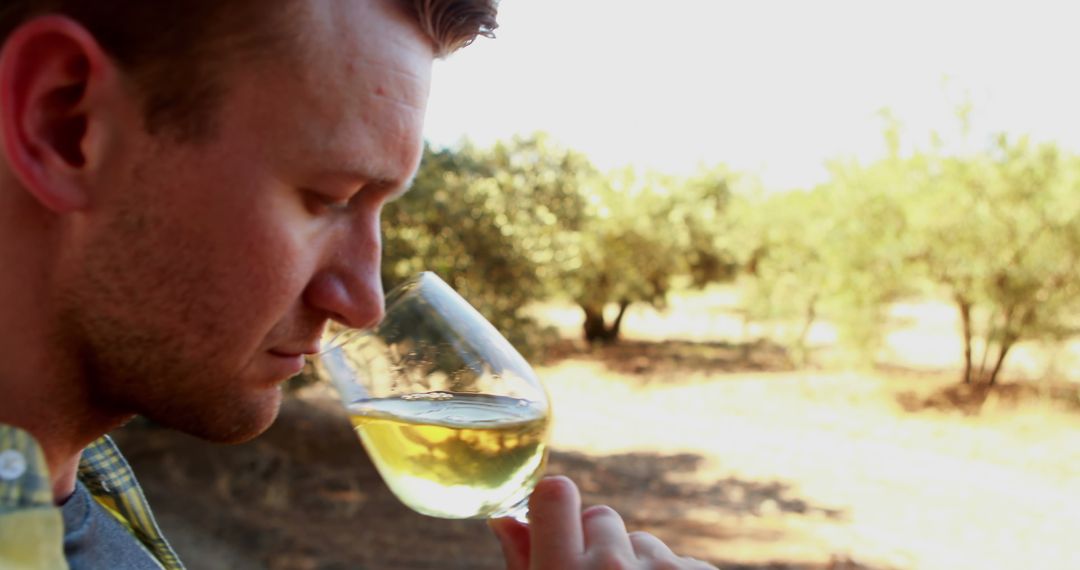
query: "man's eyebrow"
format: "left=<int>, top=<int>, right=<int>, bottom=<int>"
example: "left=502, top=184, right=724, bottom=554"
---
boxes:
left=316, top=167, right=415, bottom=199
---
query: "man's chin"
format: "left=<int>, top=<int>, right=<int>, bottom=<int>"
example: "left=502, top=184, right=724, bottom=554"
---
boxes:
left=152, top=387, right=284, bottom=444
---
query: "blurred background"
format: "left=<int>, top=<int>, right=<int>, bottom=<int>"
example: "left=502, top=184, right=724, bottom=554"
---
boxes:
left=115, top=1, right=1080, bottom=568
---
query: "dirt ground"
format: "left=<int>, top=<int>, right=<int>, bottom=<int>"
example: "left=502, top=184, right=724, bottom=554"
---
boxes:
left=112, top=300, right=1080, bottom=570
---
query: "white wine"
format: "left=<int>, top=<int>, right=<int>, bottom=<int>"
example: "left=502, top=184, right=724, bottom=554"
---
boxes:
left=349, top=392, right=549, bottom=519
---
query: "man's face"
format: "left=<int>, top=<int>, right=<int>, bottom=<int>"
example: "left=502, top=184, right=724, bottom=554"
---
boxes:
left=57, top=0, right=434, bottom=442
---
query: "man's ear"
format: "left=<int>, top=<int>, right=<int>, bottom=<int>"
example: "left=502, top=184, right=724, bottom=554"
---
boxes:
left=0, top=15, right=121, bottom=212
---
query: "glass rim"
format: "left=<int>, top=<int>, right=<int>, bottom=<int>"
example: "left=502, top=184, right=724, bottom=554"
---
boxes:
left=319, top=271, right=442, bottom=353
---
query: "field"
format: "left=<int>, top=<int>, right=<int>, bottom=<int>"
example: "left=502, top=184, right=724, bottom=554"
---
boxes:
left=113, top=292, right=1080, bottom=569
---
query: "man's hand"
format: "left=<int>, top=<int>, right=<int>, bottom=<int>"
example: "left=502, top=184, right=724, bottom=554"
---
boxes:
left=489, top=476, right=717, bottom=569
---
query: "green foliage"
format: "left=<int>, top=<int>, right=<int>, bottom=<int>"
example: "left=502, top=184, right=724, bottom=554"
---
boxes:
left=733, top=188, right=835, bottom=363
left=734, top=169, right=912, bottom=364
left=383, top=134, right=739, bottom=347
left=674, top=167, right=741, bottom=288
left=561, top=166, right=738, bottom=343
left=736, top=115, right=1080, bottom=381
left=902, top=136, right=1080, bottom=383
left=381, top=135, right=590, bottom=355
left=376, top=119, right=1080, bottom=383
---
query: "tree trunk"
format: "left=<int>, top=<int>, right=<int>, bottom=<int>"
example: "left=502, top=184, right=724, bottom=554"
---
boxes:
left=608, top=299, right=631, bottom=340
left=976, top=331, right=994, bottom=384
left=795, top=295, right=819, bottom=367
left=582, top=305, right=608, bottom=344
left=987, top=336, right=1015, bottom=387
left=956, top=296, right=974, bottom=384
left=982, top=306, right=1018, bottom=385
left=580, top=301, right=631, bottom=344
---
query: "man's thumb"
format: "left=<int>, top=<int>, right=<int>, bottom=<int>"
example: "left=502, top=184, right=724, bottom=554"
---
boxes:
left=488, top=517, right=531, bottom=570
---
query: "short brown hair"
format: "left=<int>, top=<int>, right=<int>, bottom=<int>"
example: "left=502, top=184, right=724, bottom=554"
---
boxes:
left=409, top=0, right=498, bottom=56
left=0, top=0, right=498, bottom=142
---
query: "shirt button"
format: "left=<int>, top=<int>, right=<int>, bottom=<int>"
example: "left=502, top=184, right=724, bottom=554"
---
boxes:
left=0, top=449, right=27, bottom=480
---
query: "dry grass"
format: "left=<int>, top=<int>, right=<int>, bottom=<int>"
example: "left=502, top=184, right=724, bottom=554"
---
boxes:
left=533, top=291, right=1080, bottom=569
left=541, top=358, right=1079, bottom=569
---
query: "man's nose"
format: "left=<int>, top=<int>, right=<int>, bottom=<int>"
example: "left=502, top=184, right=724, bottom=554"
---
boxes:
left=303, top=225, right=385, bottom=330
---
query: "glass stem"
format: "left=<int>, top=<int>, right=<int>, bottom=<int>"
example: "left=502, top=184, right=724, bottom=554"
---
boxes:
left=492, top=495, right=531, bottom=525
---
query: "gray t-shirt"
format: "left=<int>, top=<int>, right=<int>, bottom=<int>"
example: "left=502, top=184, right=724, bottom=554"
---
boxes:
left=62, top=480, right=162, bottom=569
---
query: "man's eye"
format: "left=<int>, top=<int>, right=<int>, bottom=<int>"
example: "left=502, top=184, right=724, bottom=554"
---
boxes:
left=322, top=196, right=351, bottom=211
left=303, top=189, right=351, bottom=214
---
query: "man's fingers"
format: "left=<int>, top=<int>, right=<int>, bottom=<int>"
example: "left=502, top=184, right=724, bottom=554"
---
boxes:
left=528, top=476, right=585, bottom=566
left=488, top=517, right=530, bottom=570
left=681, top=556, right=721, bottom=569
left=628, top=531, right=675, bottom=560
left=582, top=505, right=634, bottom=554
left=525, top=477, right=715, bottom=569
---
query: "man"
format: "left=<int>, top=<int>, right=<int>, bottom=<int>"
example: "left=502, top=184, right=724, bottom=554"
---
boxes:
left=0, top=1, right=714, bottom=568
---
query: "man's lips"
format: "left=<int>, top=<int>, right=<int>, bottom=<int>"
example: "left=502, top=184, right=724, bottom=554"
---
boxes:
left=263, top=349, right=312, bottom=381
left=268, top=342, right=321, bottom=358
left=265, top=341, right=319, bottom=377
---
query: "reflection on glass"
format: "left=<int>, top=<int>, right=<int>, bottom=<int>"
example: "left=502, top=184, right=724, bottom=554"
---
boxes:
left=318, top=272, right=550, bottom=520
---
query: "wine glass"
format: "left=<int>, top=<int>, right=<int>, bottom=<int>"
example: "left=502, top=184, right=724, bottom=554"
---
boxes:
left=315, top=272, right=550, bottom=521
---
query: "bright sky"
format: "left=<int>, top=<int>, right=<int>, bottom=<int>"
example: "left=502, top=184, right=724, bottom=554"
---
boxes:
left=424, top=0, right=1080, bottom=191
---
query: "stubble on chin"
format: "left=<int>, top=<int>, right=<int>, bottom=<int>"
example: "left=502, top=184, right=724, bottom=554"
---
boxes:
left=53, top=210, right=283, bottom=444
left=151, top=383, right=285, bottom=444
left=57, top=301, right=285, bottom=443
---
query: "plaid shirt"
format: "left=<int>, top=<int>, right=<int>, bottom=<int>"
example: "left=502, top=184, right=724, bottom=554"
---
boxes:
left=0, top=424, right=184, bottom=569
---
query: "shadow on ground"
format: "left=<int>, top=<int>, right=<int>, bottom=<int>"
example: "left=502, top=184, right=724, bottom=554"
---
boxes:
left=552, top=451, right=843, bottom=522
left=544, top=338, right=795, bottom=382
left=112, top=396, right=864, bottom=570
left=876, top=363, right=1080, bottom=415
left=895, top=380, right=1080, bottom=415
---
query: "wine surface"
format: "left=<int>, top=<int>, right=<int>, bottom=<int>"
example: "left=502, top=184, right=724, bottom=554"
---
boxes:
left=349, top=392, right=549, bottom=518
